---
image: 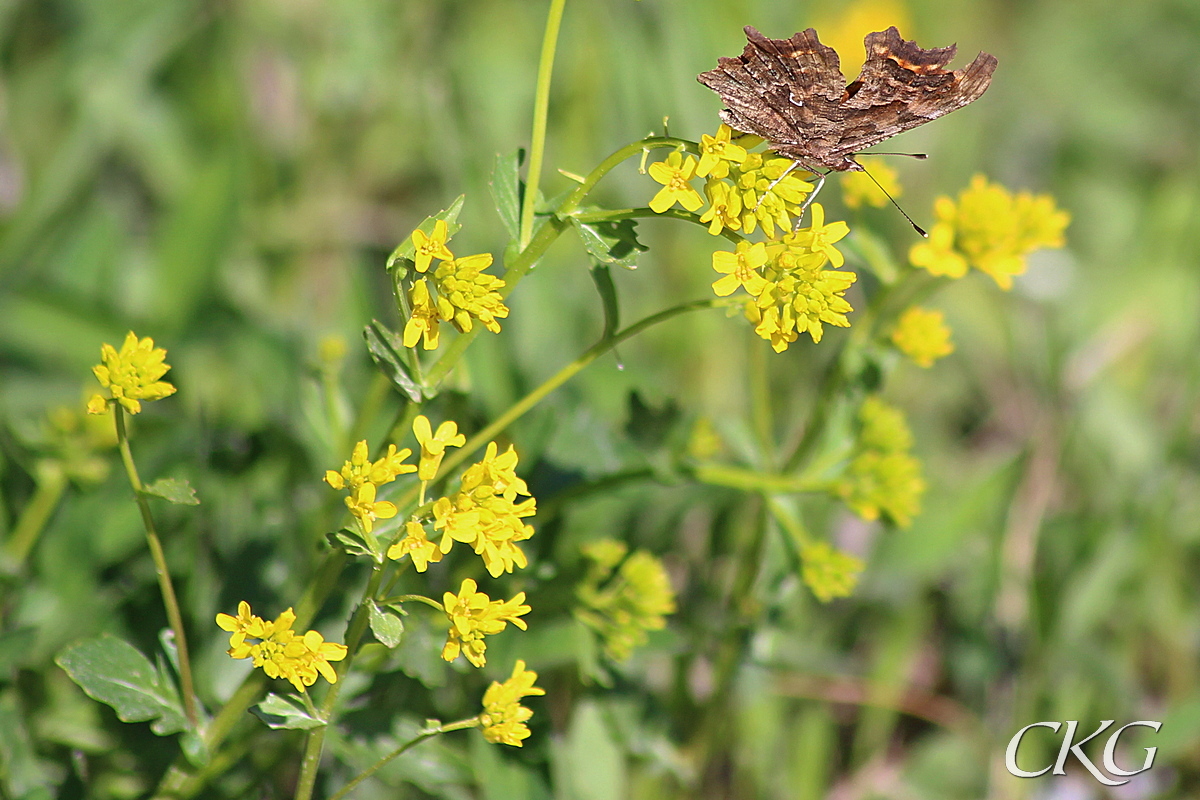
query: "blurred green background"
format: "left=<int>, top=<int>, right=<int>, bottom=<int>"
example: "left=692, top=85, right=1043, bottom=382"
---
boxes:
left=1, top=0, right=1199, bottom=798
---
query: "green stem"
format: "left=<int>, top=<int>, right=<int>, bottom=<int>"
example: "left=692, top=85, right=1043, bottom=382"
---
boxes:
left=3, top=460, right=66, bottom=566
left=113, top=405, right=199, bottom=729
left=377, top=593, right=443, bottom=612
left=293, top=563, right=387, bottom=800
left=518, top=0, right=568, bottom=250
left=327, top=718, right=480, bottom=800
left=692, top=464, right=828, bottom=495
left=434, top=298, right=720, bottom=484
left=424, top=136, right=693, bottom=389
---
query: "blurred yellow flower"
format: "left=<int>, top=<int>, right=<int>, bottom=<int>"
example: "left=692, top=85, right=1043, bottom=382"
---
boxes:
left=837, top=397, right=925, bottom=528
left=891, top=306, right=954, bottom=367
left=576, top=540, right=676, bottom=661
left=910, top=175, right=1070, bottom=289
left=800, top=541, right=864, bottom=602
left=817, top=0, right=913, bottom=78
left=88, top=332, right=176, bottom=415
left=840, top=161, right=901, bottom=209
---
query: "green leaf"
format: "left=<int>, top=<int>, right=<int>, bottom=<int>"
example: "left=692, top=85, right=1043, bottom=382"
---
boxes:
left=141, top=477, right=199, bottom=505
left=55, top=635, right=188, bottom=736
left=363, top=320, right=424, bottom=403
left=249, top=693, right=325, bottom=730
left=571, top=217, right=646, bottom=269
left=326, top=527, right=381, bottom=561
left=490, top=150, right=523, bottom=241
left=386, top=195, right=465, bottom=271
left=368, top=601, right=406, bottom=648
left=589, top=265, right=620, bottom=341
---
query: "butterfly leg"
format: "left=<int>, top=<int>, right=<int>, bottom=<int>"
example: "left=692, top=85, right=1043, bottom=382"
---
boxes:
left=754, top=160, right=803, bottom=210
left=793, top=169, right=828, bottom=231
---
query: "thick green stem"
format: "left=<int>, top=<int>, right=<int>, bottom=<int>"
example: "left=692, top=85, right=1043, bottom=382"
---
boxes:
left=327, top=718, right=480, bottom=800
left=113, top=405, right=199, bottom=729
left=3, top=461, right=66, bottom=566
left=518, top=0, right=568, bottom=249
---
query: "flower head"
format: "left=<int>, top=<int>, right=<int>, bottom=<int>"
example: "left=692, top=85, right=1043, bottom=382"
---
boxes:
left=216, top=602, right=347, bottom=692
left=648, top=151, right=704, bottom=214
left=576, top=540, right=676, bottom=661
left=442, top=579, right=530, bottom=668
left=891, top=307, right=954, bottom=367
left=433, top=253, right=509, bottom=335
left=909, top=175, right=1069, bottom=289
left=836, top=397, right=926, bottom=528
left=711, top=241, right=769, bottom=298
left=800, top=541, right=864, bottom=602
left=789, top=203, right=850, bottom=268
left=696, top=124, right=748, bottom=179
left=345, top=481, right=397, bottom=534
left=404, top=278, right=444, bottom=350
left=480, top=660, right=545, bottom=746
left=386, top=520, right=443, bottom=572
left=88, top=332, right=176, bottom=415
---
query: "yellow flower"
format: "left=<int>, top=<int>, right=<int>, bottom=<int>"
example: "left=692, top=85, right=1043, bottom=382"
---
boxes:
left=837, top=397, right=926, bottom=528
left=404, top=278, right=443, bottom=350
left=411, top=219, right=454, bottom=274
left=576, top=541, right=676, bottom=661
left=840, top=161, right=901, bottom=209
left=698, top=178, right=743, bottom=235
left=88, top=332, right=177, bottom=415
left=816, top=0, right=912, bottom=78
left=324, top=440, right=417, bottom=491
left=891, top=307, right=954, bottom=367
left=386, top=520, right=443, bottom=572
left=433, top=253, right=509, bottom=335
left=441, top=579, right=530, bottom=668
left=648, top=151, right=704, bottom=214
left=215, top=603, right=347, bottom=692
left=789, top=203, right=850, bottom=268
left=800, top=541, right=864, bottom=602
left=431, top=442, right=536, bottom=576
left=711, top=241, right=769, bottom=297
left=696, top=123, right=748, bottom=179
left=413, top=415, right=466, bottom=481
left=909, top=175, right=1069, bottom=289
left=345, top=482, right=397, bottom=534
left=480, top=660, right=545, bottom=746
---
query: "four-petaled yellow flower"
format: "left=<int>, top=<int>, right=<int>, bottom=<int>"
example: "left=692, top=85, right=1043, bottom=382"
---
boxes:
left=696, top=123, right=748, bottom=179
left=216, top=602, right=348, bottom=692
left=386, top=520, right=443, bottom=571
left=479, top=660, right=545, bottom=747
left=411, top=219, right=454, bottom=273
left=87, top=332, right=177, bottom=415
left=344, top=482, right=397, bottom=534
left=711, top=241, right=769, bottom=297
left=698, top=179, right=743, bottom=235
left=648, top=151, right=704, bottom=214
left=891, top=307, right=954, bottom=367
left=789, top=203, right=850, bottom=268
left=413, top=415, right=466, bottom=481
left=442, top=578, right=530, bottom=668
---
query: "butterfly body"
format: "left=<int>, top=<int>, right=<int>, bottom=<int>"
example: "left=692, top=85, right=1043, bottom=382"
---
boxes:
left=697, top=27, right=997, bottom=173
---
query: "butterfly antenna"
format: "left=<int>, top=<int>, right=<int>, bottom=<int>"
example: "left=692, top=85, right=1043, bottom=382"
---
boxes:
left=859, top=165, right=928, bottom=237
left=857, top=151, right=928, bottom=160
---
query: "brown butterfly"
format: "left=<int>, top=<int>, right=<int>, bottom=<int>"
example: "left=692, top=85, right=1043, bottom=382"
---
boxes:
left=697, top=26, right=997, bottom=174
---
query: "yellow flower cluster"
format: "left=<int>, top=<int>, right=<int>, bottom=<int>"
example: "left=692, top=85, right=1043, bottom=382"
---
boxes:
left=890, top=306, right=954, bottom=367
left=839, top=161, right=901, bottom=210
left=426, top=441, right=537, bottom=578
left=800, top=541, right=864, bottom=603
left=575, top=540, right=676, bottom=662
left=442, top=578, right=530, bottom=668
left=909, top=174, right=1070, bottom=289
left=837, top=396, right=926, bottom=528
left=87, top=332, right=177, bottom=415
left=324, top=440, right=417, bottom=534
left=479, top=660, right=545, bottom=747
left=215, top=602, right=347, bottom=692
left=714, top=204, right=857, bottom=351
left=404, top=220, right=509, bottom=350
